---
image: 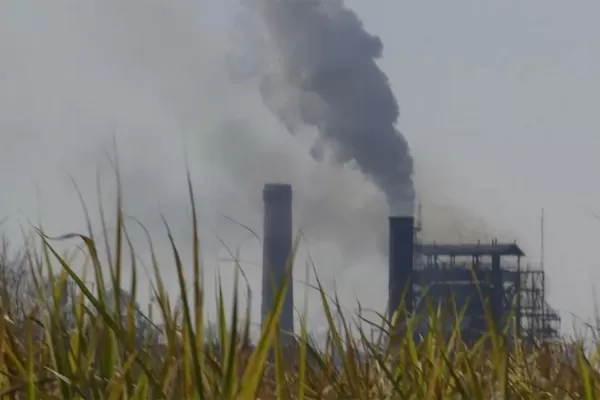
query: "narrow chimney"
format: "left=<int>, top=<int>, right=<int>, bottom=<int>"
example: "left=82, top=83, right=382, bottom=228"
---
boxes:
left=262, top=183, right=294, bottom=342
left=388, top=216, right=415, bottom=321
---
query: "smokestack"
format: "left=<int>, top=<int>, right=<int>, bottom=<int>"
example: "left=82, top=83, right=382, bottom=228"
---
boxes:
left=388, top=216, right=414, bottom=320
left=262, top=183, right=294, bottom=342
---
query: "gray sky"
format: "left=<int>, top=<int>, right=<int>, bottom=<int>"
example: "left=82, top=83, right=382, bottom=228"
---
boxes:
left=0, top=0, right=599, bottom=334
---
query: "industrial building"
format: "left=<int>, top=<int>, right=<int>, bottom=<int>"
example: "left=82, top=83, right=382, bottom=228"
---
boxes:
left=388, top=216, right=561, bottom=343
left=260, top=182, right=561, bottom=346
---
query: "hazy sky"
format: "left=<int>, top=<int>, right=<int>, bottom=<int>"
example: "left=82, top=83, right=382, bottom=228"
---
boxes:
left=1, top=0, right=599, bottom=334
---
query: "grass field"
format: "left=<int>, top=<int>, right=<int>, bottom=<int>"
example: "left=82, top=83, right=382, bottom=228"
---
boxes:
left=0, top=169, right=598, bottom=399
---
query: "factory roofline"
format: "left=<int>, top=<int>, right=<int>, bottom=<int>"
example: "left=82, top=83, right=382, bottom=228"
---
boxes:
left=416, top=243, right=525, bottom=257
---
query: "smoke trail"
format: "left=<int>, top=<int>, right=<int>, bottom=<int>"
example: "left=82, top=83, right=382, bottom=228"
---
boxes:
left=252, top=0, right=414, bottom=215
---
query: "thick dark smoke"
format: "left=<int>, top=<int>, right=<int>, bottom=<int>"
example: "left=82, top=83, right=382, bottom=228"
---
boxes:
left=250, top=0, right=414, bottom=216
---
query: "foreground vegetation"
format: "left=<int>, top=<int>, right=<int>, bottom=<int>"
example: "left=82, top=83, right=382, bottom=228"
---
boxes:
left=0, top=169, right=599, bottom=399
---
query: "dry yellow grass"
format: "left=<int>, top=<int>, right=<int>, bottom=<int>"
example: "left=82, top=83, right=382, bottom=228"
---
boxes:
left=0, top=169, right=597, bottom=399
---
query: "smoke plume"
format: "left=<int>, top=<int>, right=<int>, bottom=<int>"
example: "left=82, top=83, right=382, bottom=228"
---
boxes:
left=247, top=0, right=414, bottom=216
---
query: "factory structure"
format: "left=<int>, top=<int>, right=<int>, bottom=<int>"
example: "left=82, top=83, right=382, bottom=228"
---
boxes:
left=260, top=183, right=561, bottom=345
left=391, top=219, right=561, bottom=343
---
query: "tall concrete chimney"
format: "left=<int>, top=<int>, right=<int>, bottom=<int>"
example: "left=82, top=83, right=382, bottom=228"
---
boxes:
left=262, top=183, right=294, bottom=341
left=388, top=216, right=415, bottom=320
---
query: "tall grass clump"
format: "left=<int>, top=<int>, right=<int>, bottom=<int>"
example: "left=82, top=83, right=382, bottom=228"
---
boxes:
left=0, top=168, right=598, bottom=399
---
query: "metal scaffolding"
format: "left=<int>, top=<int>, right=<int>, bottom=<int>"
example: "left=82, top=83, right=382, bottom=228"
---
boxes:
left=411, top=240, right=560, bottom=343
